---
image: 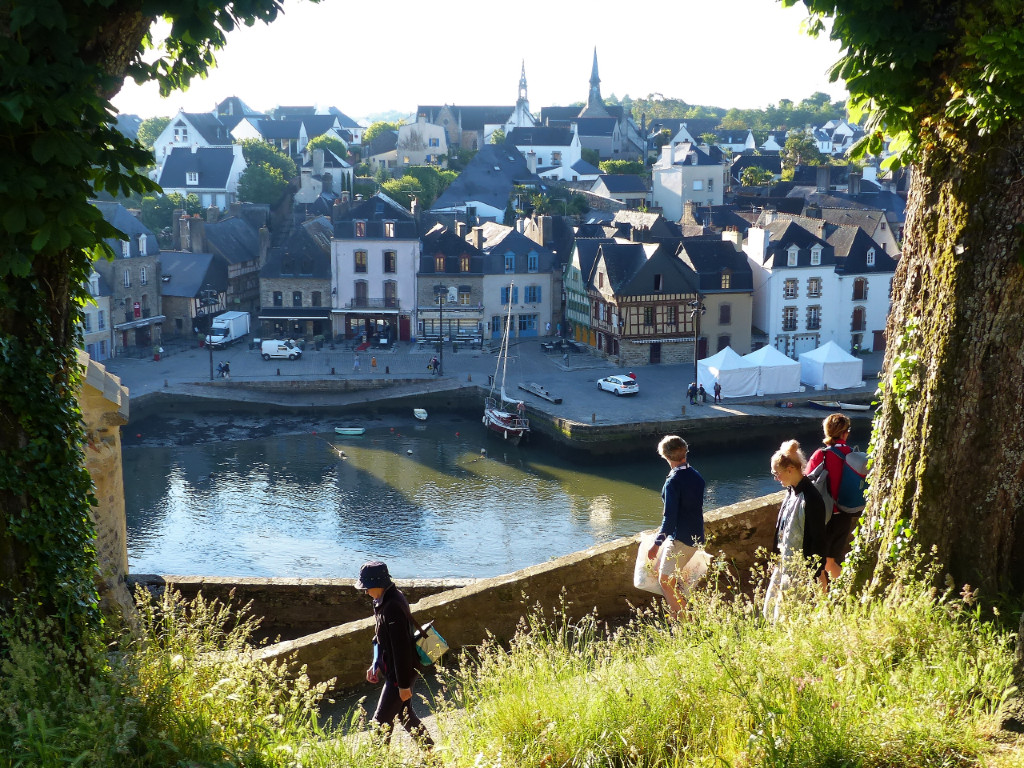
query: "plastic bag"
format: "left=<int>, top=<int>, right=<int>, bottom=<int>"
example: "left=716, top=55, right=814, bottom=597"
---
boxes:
left=633, top=532, right=663, bottom=594
left=413, top=621, right=449, bottom=665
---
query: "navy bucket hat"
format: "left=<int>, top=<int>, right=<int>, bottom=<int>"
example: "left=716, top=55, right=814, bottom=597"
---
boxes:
left=356, top=560, right=392, bottom=590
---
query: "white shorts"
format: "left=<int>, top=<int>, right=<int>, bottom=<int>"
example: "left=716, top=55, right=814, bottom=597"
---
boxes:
left=657, top=539, right=700, bottom=580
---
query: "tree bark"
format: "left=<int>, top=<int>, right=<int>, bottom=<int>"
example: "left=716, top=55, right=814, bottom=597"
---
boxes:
left=865, top=123, right=1024, bottom=595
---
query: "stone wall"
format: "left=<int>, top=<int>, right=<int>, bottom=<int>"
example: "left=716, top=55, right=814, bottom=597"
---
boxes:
left=257, top=491, right=782, bottom=690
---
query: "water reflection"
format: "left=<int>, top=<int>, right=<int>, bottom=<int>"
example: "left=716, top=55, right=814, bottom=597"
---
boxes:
left=124, top=421, right=814, bottom=579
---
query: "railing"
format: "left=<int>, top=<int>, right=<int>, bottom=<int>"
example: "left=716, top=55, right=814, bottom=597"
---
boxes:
left=344, top=297, right=400, bottom=309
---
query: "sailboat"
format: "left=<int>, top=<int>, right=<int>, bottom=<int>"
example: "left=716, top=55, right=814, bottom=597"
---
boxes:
left=483, top=285, right=530, bottom=443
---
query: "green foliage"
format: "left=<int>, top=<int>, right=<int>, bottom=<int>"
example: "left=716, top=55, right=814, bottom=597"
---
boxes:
left=598, top=160, right=644, bottom=176
left=380, top=176, right=421, bottom=210
left=580, top=147, right=600, bottom=167
left=439, top=563, right=1016, bottom=768
left=136, top=116, right=170, bottom=151
left=741, top=166, right=775, bottom=186
left=781, top=131, right=825, bottom=169
left=490, top=128, right=506, bottom=145
left=305, top=133, right=348, bottom=160
left=237, top=163, right=288, bottom=204
left=238, top=138, right=297, bottom=179
left=446, top=147, right=476, bottom=172
left=362, top=120, right=402, bottom=146
left=529, top=193, right=588, bottom=217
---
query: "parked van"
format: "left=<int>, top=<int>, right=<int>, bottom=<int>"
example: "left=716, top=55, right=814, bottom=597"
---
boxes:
left=261, top=339, right=302, bottom=360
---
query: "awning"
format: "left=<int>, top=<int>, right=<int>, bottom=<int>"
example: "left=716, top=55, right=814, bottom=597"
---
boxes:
left=257, top=308, right=332, bottom=321
left=115, top=315, right=166, bottom=331
left=622, top=337, right=694, bottom=344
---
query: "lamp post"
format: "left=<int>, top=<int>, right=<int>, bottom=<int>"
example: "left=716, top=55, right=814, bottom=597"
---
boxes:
left=201, top=286, right=217, bottom=380
left=688, top=298, right=706, bottom=388
left=433, top=283, right=446, bottom=376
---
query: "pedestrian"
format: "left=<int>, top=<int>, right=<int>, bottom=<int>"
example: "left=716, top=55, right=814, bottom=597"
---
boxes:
left=687, top=382, right=697, bottom=405
left=546, top=321, right=551, bottom=336
left=371, top=355, right=377, bottom=371
left=627, top=371, right=637, bottom=381
left=763, top=440, right=827, bottom=621
left=713, top=381, right=722, bottom=403
left=806, top=413, right=856, bottom=582
left=353, top=355, right=360, bottom=372
left=356, top=561, right=434, bottom=751
left=647, top=435, right=706, bottom=619
left=698, top=384, right=707, bottom=403
left=222, top=360, right=230, bottom=379
left=563, top=351, right=569, bottom=367
left=430, top=356, right=439, bottom=375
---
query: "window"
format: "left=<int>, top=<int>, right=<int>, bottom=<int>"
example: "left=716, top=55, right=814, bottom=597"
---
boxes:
left=654, top=274, right=663, bottom=292
left=787, top=245, right=799, bottom=266
left=807, top=305, right=821, bottom=330
left=186, top=171, right=199, bottom=186
left=354, top=221, right=366, bottom=237
left=552, top=151, right=562, bottom=165
left=354, top=281, right=368, bottom=306
left=518, top=314, right=538, bottom=333
left=384, top=221, right=395, bottom=238
left=528, top=252, right=538, bottom=273
left=643, top=307, right=653, bottom=325
left=173, top=123, right=188, bottom=143
left=384, top=281, right=398, bottom=307
left=782, top=306, right=798, bottom=331
left=97, top=311, right=105, bottom=330
left=707, top=178, right=714, bottom=191
left=500, top=285, right=519, bottom=304
left=717, top=334, right=731, bottom=352
left=140, top=266, right=147, bottom=285
left=721, top=269, right=732, bottom=289
left=121, top=240, right=130, bottom=258
left=598, top=272, right=604, bottom=288
left=460, top=255, right=470, bottom=272
left=783, top=279, right=798, bottom=299
left=810, top=246, right=822, bottom=266
left=693, top=179, right=704, bottom=191
left=273, top=291, right=283, bottom=307
left=808, top=277, right=822, bottom=297
left=524, top=285, right=541, bottom=303
left=851, top=306, right=867, bottom=331
left=853, top=278, right=868, bottom=301
left=428, top=137, right=439, bottom=147
left=667, top=306, right=677, bottom=325
left=491, top=315, right=501, bottom=333
left=83, top=313, right=92, bottom=332
left=123, top=269, right=131, bottom=287
left=292, top=291, right=302, bottom=307
left=354, top=250, right=368, bottom=273
left=505, top=253, right=515, bottom=274
left=866, top=248, right=876, bottom=266
left=434, top=255, right=445, bottom=272
left=719, top=303, right=731, bottom=325
left=311, top=291, right=322, bottom=307
left=383, top=251, right=397, bottom=273
left=459, top=288, right=472, bottom=305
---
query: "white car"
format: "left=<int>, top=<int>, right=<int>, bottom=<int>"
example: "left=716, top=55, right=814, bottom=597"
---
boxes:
left=597, top=374, right=638, bottom=396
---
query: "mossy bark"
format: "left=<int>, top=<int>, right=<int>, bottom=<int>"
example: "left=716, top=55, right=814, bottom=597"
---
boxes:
left=865, top=124, right=1024, bottom=594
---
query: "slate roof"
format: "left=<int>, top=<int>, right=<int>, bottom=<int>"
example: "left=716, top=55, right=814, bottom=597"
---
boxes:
left=802, top=191, right=906, bottom=221
left=178, top=112, right=233, bottom=145
left=334, top=193, right=418, bottom=239
left=157, top=146, right=237, bottom=189
left=215, top=97, right=264, bottom=130
left=686, top=204, right=755, bottom=232
left=572, top=237, right=615, bottom=281
left=611, top=210, right=676, bottom=240
left=593, top=242, right=650, bottom=291
left=326, top=107, right=362, bottom=129
left=157, top=251, right=226, bottom=297
left=574, top=222, right=614, bottom=239
left=204, top=217, right=260, bottom=265
left=761, top=220, right=835, bottom=269
left=676, top=239, right=754, bottom=293
left=261, top=216, right=333, bottom=279
left=116, top=114, right=142, bottom=141
left=659, top=142, right=720, bottom=166
left=416, top=105, right=514, bottom=131
left=826, top=226, right=898, bottom=274
left=575, top=118, right=617, bottom=137
left=431, top=143, right=539, bottom=213
left=731, top=154, right=783, bottom=179
left=365, top=131, right=398, bottom=156
left=733, top=194, right=805, bottom=216
left=571, top=158, right=601, bottom=175
left=540, top=105, right=625, bottom=123
left=419, top=223, right=485, bottom=274
left=92, top=201, right=159, bottom=257
left=507, top=126, right=575, bottom=146
left=594, top=174, right=647, bottom=193
left=475, top=222, right=559, bottom=275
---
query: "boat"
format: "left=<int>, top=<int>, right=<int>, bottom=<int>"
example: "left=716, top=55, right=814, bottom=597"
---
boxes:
left=483, top=286, right=530, bottom=444
left=413, top=408, right=428, bottom=421
left=807, top=399, right=872, bottom=412
left=334, top=426, right=366, bottom=436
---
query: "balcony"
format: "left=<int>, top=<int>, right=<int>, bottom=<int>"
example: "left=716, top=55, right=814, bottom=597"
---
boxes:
left=345, top=297, right=400, bottom=310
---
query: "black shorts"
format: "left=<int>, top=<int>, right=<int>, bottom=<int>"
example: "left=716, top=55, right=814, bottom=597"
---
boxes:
left=823, top=512, right=860, bottom=561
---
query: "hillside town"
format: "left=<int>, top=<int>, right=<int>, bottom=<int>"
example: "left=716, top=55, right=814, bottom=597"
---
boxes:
left=86, top=51, right=904, bottom=370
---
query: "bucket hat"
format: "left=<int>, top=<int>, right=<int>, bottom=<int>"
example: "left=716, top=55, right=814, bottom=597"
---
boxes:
left=356, top=560, right=392, bottom=590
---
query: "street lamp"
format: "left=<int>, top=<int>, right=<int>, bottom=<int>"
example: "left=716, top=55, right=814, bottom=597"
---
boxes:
left=201, top=285, right=217, bottom=380
left=688, top=298, right=706, bottom=388
left=433, top=283, right=446, bottom=376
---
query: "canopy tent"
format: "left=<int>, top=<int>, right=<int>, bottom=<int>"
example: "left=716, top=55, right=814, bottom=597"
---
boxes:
left=799, top=340, right=864, bottom=390
left=743, top=345, right=802, bottom=394
left=697, top=346, right=758, bottom=398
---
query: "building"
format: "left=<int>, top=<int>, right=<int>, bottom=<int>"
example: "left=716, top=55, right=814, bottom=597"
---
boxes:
left=675, top=237, right=755, bottom=354
left=395, top=115, right=449, bottom=168
left=151, top=108, right=234, bottom=166
left=563, top=237, right=614, bottom=345
left=157, top=250, right=228, bottom=341
left=430, top=143, right=541, bottom=222
left=417, top=223, right=486, bottom=341
left=259, top=215, right=333, bottom=340
left=508, top=125, right=582, bottom=181
left=157, top=145, right=247, bottom=210
left=591, top=175, right=649, bottom=208
left=651, top=141, right=728, bottom=221
left=81, top=269, right=113, bottom=361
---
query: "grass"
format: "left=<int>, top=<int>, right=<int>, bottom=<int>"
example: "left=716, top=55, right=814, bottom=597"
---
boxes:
left=1, top=557, right=1021, bottom=767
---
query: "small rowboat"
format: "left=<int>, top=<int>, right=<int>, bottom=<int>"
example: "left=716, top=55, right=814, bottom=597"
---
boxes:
left=334, top=427, right=366, bottom=436
left=413, top=408, right=428, bottom=421
left=807, top=400, right=872, bottom=412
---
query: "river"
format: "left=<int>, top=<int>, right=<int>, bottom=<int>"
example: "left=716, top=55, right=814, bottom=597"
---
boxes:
left=123, top=413, right=825, bottom=580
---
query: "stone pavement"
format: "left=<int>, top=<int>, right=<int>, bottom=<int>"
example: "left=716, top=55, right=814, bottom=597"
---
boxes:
left=102, top=337, right=884, bottom=428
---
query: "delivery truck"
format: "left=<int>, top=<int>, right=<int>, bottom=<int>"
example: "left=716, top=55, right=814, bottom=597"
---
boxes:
left=205, top=311, right=250, bottom=349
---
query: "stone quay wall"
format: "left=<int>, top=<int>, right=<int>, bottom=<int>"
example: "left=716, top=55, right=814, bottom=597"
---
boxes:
left=256, top=491, right=783, bottom=691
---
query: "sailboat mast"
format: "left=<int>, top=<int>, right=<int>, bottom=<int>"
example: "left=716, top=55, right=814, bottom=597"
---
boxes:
left=499, top=283, right=514, bottom=396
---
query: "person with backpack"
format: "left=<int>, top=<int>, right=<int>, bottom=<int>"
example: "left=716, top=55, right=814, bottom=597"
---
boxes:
left=764, top=440, right=827, bottom=620
left=806, top=413, right=864, bottom=582
left=357, top=561, right=434, bottom=751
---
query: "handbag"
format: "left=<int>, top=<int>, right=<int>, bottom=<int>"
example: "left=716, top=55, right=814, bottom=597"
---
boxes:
left=412, top=620, right=449, bottom=665
left=633, top=532, right=663, bottom=594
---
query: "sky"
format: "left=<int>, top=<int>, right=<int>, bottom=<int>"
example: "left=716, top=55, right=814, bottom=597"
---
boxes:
left=112, top=0, right=848, bottom=124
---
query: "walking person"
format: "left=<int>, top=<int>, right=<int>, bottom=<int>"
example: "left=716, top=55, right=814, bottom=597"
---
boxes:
left=647, top=435, right=706, bottom=619
left=713, top=381, right=722, bottom=403
left=353, top=354, right=360, bottom=373
left=806, top=413, right=858, bottom=582
left=357, top=561, right=434, bottom=751
left=698, top=384, right=707, bottom=403
left=371, top=355, right=377, bottom=371
left=764, top=440, right=827, bottom=621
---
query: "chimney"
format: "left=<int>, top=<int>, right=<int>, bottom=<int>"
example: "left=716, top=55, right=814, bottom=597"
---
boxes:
left=313, top=148, right=325, bottom=176
left=229, top=201, right=242, bottom=218
left=805, top=203, right=821, bottom=219
left=471, top=226, right=484, bottom=250
left=206, top=205, right=219, bottom=223
left=816, top=165, right=831, bottom=192
left=526, top=150, right=537, bottom=174
left=332, top=195, right=350, bottom=223
left=747, top=226, right=769, bottom=261
left=178, top=214, right=191, bottom=251
left=191, top=143, right=199, bottom=154
left=516, top=217, right=526, bottom=234
left=721, top=227, right=742, bottom=251
left=539, top=214, right=553, bottom=245
left=189, top=218, right=207, bottom=253
left=455, top=221, right=467, bottom=238
left=683, top=200, right=697, bottom=224
left=410, top=196, right=419, bottom=222
left=762, top=208, right=777, bottom=226
left=849, top=171, right=862, bottom=196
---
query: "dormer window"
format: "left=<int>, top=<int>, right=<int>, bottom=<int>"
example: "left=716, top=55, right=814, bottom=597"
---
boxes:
left=866, top=248, right=876, bottom=267
left=787, top=245, right=799, bottom=267
left=173, top=122, right=188, bottom=143
left=384, top=221, right=395, bottom=238
left=505, top=253, right=515, bottom=274
left=654, top=274, right=663, bottom=292
left=121, top=240, right=130, bottom=258
left=186, top=171, right=199, bottom=186
left=810, top=246, right=822, bottom=266
left=355, top=221, right=366, bottom=237
left=721, top=269, right=732, bottom=289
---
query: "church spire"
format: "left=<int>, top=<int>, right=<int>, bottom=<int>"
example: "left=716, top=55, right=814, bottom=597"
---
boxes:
left=518, top=59, right=528, bottom=102
left=579, top=46, right=610, bottom=118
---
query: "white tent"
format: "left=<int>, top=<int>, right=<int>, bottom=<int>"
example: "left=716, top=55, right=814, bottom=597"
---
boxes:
left=799, top=341, right=864, bottom=390
left=743, top=345, right=803, bottom=394
left=697, top=346, right=758, bottom=398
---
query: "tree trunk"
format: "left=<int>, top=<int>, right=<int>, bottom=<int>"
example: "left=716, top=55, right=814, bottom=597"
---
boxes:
left=864, top=123, right=1024, bottom=595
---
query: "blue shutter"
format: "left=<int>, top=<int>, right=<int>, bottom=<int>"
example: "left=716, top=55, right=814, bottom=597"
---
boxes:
left=513, top=286, right=519, bottom=304
left=501, top=287, right=509, bottom=304
left=536, top=285, right=542, bottom=302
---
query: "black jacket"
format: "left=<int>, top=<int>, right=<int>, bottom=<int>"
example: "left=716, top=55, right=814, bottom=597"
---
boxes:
left=372, top=584, right=420, bottom=688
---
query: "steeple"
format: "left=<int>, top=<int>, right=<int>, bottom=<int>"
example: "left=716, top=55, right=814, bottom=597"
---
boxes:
left=518, top=59, right=528, bottom=102
left=578, top=47, right=610, bottom=118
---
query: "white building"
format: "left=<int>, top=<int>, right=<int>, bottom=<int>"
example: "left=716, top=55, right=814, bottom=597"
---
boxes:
left=507, top=125, right=582, bottom=182
left=651, top=141, right=728, bottom=221
left=396, top=115, right=449, bottom=168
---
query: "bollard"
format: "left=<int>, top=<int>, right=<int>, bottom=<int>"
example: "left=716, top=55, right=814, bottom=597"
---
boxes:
left=164, top=379, right=168, bottom=388
left=277, top=368, right=281, bottom=376
left=331, top=367, right=335, bottom=375
left=681, top=405, right=686, bottom=415
left=592, top=412, right=596, bottom=424
left=385, top=365, right=389, bottom=374
left=467, top=373, right=472, bottom=382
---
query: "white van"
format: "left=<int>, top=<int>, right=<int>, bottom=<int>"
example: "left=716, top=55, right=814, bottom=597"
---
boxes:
left=261, top=339, right=302, bottom=360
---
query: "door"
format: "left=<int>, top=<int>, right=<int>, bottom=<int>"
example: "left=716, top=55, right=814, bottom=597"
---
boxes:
left=872, top=329, right=886, bottom=351
left=399, top=315, right=411, bottom=341
left=650, top=342, right=661, bottom=364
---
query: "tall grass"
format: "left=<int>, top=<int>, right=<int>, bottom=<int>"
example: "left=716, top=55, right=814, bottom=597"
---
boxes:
left=437, top=559, right=1018, bottom=768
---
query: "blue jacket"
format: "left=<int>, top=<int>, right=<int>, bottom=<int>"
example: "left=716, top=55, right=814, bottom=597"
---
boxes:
left=656, top=464, right=706, bottom=547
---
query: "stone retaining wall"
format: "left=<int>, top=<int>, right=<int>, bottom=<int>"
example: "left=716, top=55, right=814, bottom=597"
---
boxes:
left=257, top=491, right=783, bottom=690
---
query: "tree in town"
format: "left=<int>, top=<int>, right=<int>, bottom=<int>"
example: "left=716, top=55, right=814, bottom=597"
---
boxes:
left=380, top=175, right=423, bottom=210
left=237, top=162, right=288, bottom=204
left=581, top=147, right=601, bottom=167
left=784, top=0, right=1024, bottom=594
left=362, top=120, right=402, bottom=146
left=780, top=131, right=824, bottom=169
left=740, top=166, right=774, bottom=187
left=238, top=138, right=297, bottom=179
left=0, top=0, right=304, bottom=651
left=599, top=160, right=645, bottom=176
left=136, top=115, right=170, bottom=151
left=490, top=127, right=506, bottom=145
left=305, top=133, right=348, bottom=161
